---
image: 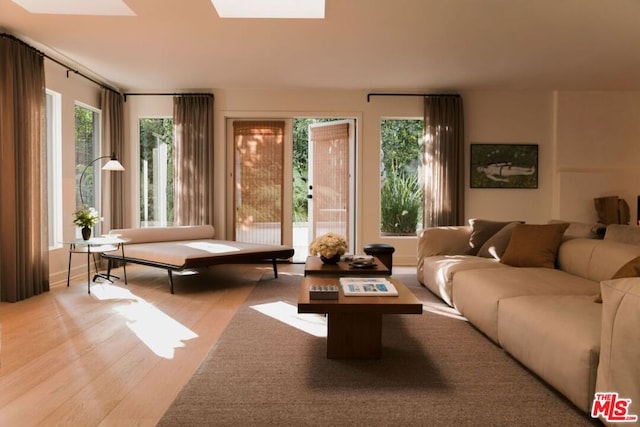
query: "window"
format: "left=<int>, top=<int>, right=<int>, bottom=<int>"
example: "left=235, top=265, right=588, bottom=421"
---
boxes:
left=46, top=89, right=62, bottom=248
left=380, top=119, right=423, bottom=235
left=139, top=118, right=174, bottom=227
left=75, top=103, right=102, bottom=234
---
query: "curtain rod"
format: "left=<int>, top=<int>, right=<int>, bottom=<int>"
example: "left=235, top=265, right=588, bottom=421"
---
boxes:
left=366, top=93, right=460, bottom=102
left=123, top=93, right=214, bottom=102
left=1, top=33, right=121, bottom=95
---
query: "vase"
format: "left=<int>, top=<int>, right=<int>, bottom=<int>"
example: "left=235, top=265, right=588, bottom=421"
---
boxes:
left=81, top=226, right=92, bottom=241
left=320, top=254, right=341, bottom=264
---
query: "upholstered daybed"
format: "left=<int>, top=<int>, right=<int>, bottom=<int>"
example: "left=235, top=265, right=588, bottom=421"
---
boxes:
left=102, top=225, right=294, bottom=293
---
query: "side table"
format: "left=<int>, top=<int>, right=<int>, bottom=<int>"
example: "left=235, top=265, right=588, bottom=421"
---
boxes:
left=65, top=236, right=130, bottom=294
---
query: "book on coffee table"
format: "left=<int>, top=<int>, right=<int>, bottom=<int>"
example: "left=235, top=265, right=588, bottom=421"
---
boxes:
left=339, top=277, right=398, bottom=296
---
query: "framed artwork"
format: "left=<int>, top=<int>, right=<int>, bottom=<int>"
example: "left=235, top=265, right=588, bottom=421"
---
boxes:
left=470, top=144, right=538, bottom=189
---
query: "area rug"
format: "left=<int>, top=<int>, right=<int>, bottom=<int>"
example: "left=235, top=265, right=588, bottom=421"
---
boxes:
left=158, top=273, right=598, bottom=426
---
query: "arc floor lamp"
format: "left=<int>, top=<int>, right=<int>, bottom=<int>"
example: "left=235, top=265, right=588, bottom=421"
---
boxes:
left=78, top=152, right=125, bottom=206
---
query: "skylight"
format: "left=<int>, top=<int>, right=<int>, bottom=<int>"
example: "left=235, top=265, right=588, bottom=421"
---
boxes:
left=12, top=0, right=135, bottom=16
left=211, top=0, right=325, bottom=19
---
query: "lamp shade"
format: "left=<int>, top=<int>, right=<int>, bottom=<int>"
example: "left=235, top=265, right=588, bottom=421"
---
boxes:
left=102, top=158, right=125, bottom=171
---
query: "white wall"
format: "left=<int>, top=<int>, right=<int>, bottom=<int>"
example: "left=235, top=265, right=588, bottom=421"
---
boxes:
left=464, top=91, right=556, bottom=224
left=554, top=91, right=640, bottom=224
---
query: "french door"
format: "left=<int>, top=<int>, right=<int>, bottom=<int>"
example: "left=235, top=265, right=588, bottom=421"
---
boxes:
left=307, top=120, right=356, bottom=253
left=227, top=117, right=355, bottom=260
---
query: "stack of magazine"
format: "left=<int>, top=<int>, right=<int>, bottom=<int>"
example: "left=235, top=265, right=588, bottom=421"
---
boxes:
left=339, top=277, right=398, bottom=296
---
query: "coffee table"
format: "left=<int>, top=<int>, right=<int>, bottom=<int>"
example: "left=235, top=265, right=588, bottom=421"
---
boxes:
left=297, top=276, right=423, bottom=359
left=304, top=255, right=390, bottom=277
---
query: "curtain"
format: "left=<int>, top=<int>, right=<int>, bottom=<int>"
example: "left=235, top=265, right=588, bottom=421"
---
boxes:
left=101, top=88, right=125, bottom=230
left=173, top=95, right=214, bottom=226
left=0, top=35, right=49, bottom=302
left=422, top=95, right=465, bottom=227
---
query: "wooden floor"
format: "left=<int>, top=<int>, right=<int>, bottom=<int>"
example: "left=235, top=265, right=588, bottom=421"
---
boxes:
left=0, top=262, right=303, bottom=426
left=0, top=262, right=415, bottom=426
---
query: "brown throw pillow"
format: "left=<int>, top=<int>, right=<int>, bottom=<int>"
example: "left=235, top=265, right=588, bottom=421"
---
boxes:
left=477, top=222, right=520, bottom=260
left=611, top=256, right=640, bottom=279
left=500, top=223, right=570, bottom=268
left=596, top=256, right=640, bottom=303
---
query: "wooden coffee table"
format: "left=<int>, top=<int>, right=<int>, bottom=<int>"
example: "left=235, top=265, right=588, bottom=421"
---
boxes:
left=297, top=276, right=423, bottom=359
left=304, top=256, right=390, bottom=277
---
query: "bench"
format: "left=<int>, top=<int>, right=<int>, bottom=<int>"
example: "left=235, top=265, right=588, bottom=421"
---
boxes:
left=102, top=225, right=295, bottom=293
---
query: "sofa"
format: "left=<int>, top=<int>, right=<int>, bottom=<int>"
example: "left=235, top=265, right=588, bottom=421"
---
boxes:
left=102, top=225, right=294, bottom=293
left=417, top=220, right=640, bottom=423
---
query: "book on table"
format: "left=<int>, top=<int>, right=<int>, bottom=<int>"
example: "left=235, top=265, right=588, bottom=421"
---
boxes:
left=339, top=277, right=398, bottom=296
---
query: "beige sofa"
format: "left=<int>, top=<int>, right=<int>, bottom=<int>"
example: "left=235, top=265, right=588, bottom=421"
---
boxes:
left=417, top=222, right=640, bottom=422
left=103, top=225, right=294, bottom=293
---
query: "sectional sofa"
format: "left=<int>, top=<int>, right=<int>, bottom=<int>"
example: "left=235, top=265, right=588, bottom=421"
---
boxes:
left=417, top=221, right=640, bottom=424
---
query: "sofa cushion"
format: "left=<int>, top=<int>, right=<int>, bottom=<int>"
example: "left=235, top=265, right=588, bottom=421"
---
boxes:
left=121, top=239, right=293, bottom=268
left=498, top=295, right=601, bottom=413
left=500, top=223, right=569, bottom=268
left=477, top=221, right=519, bottom=259
left=421, top=255, right=508, bottom=306
left=604, top=224, right=640, bottom=245
left=549, top=219, right=606, bottom=240
left=595, top=278, right=640, bottom=425
left=452, top=267, right=599, bottom=343
left=110, top=225, right=215, bottom=244
left=558, top=238, right=640, bottom=283
left=467, top=219, right=516, bottom=255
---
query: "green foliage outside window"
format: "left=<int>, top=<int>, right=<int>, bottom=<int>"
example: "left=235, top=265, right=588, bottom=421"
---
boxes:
left=75, top=106, right=97, bottom=208
left=380, top=119, right=424, bottom=234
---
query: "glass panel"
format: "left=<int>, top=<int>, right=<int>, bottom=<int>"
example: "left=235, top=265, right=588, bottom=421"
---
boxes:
left=380, top=119, right=424, bottom=235
left=74, top=104, right=101, bottom=235
left=234, top=120, right=284, bottom=245
left=139, top=118, right=174, bottom=227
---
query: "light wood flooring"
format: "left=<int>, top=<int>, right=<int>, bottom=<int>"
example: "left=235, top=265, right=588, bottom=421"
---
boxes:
left=0, top=262, right=301, bottom=426
left=0, top=262, right=414, bottom=426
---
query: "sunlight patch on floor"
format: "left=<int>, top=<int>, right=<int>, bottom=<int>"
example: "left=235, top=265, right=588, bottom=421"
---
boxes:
left=91, top=283, right=199, bottom=359
left=251, top=301, right=327, bottom=337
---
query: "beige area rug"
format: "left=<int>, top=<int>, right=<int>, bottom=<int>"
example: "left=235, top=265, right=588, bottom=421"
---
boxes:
left=158, top=273, right=599, bottom=426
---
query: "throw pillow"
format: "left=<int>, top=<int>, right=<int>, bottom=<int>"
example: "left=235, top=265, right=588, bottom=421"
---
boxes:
left=477, top=221, right=520, bottom=260
left=594, top=256, right=640, bottom=303
left=500, top=223, right=570, bottom=268
left=467, top=219, right=521, bottom=255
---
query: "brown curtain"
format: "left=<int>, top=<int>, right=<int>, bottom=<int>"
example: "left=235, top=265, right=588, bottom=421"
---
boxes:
left=101, top=88, right=125, bottom=230
left=173, top=95, right=214, bottom=226
left=422, top=95, right=465, bottom=227
left=0, top=35, right=49, bottom=302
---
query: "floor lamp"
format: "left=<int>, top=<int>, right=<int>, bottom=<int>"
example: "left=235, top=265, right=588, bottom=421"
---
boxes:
left=78, top=152, right=125, bottom=206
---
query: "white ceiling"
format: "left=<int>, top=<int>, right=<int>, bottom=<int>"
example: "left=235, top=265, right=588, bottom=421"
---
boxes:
left=2, top=0, right=640, bottom=92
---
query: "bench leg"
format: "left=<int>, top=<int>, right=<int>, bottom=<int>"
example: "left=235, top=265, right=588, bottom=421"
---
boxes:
left=168, top=270, right=174, bottom=294
left=272, top=259, right=278, bottom=278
